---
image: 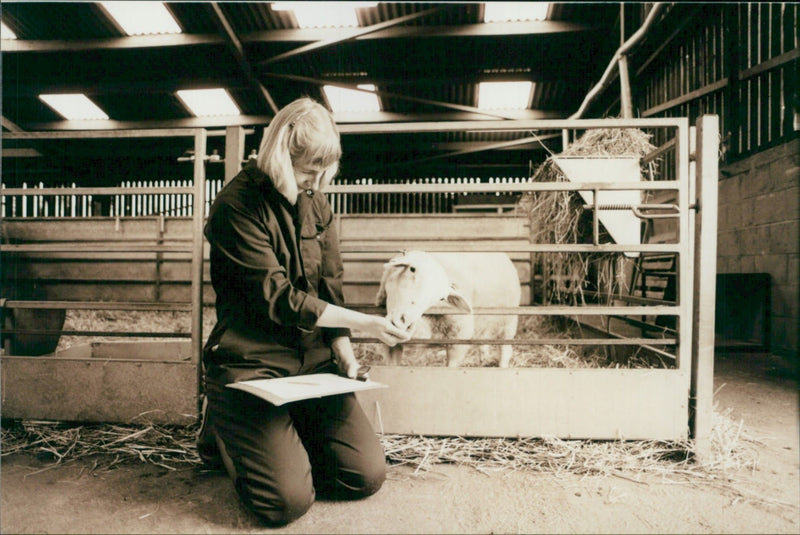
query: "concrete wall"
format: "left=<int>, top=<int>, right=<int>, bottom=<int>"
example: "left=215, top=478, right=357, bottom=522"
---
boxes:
left=717, top=139, right=799, bottom=358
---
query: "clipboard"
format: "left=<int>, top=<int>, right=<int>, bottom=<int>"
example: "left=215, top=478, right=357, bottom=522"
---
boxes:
left=226, top=373, right=388, bottom=406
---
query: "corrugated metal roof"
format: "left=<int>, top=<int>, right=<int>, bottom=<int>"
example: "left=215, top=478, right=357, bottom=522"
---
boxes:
left=2, top=2, right=639, bottom=182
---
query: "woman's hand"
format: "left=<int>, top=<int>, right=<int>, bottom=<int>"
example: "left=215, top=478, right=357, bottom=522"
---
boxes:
left=361, top=315, right=412, bottom=347
left=317, top=304, right=412, bottom=347
left=331, top=336, right=361, bottom=378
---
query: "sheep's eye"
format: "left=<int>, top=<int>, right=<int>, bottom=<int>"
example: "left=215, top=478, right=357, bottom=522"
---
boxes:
left=409, top=266, right=416, bottom=273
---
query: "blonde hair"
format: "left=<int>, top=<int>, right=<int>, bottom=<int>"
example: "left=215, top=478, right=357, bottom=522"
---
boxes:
left=256, top=97, right=341, bottom=204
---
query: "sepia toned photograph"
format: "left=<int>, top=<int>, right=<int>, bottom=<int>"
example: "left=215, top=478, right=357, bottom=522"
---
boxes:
left=1, top=2, right=797, bottom=533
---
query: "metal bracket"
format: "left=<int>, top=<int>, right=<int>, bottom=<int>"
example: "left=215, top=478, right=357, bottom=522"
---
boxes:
left=582, top=203, right=681, bottom=220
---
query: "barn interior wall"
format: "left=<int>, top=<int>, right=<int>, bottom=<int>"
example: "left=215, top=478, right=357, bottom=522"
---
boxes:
left=717, top=138, right=799, bottom=359
left=623, top=3, right=798, bottom=360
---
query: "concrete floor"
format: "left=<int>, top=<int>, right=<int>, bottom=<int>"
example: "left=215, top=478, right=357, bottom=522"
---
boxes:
left=2, top=351, right=798, bottom=534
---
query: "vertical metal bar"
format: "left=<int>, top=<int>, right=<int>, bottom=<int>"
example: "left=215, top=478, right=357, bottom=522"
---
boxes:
left=592, top=187, right=600, bottom=246
left=192, top=130, right=207, bottom=409
left=676, top=118, right=692, bottom=372
left=691, top=115, right=719, bottom=464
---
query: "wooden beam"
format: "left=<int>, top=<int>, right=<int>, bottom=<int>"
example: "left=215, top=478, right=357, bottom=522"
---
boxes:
left=738, top=46, right=800, bottom=81
left=2, top=33, right=225, bottom=53
left=7, top=70, right=580, bottom=98
left=16, top=117, right=686, bottom=136
left=356, top=134, right=560, bottom=175
left=24, top=116, right=274, bottom=131
left=263, top=72, right=531, bottom=121
left=257, top=6, right=446, bottom=67
left=2, top=116, right=25, bottom=132
left=248, top=20, right=596, bottom=42
left=2, top=22, right=597, bottom=54
left=641, top=78, right=729, bottom=118
left=336, top=117, right=686, bottom=134
left=1, top=148, right=42, bottom=157
left=209, top=2, right=278, bottom=114
left=21, top=111, right=570, bottom=131
left=224, top=125, right=246, bottom=183
left=618, top=55, right=634, bottom=118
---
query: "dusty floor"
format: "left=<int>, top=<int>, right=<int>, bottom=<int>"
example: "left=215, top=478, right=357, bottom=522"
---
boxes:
left=2, top=351, right=798, bottom=534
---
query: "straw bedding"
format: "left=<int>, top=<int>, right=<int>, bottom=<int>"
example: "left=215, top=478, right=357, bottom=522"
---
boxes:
left=1, top=405, right=760, bottom=488
left=3, top=307, right=757, bottom=484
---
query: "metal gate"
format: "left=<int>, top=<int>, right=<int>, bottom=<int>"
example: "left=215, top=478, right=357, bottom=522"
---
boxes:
left=0, top=116, right=719, bottom=459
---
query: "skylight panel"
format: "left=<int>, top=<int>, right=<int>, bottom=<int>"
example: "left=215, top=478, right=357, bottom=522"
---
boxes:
left=484, top=2, right=550, bottom=23
left=176, top=89, right=241, bottom=117
left=477, top=81, right=533, bottom=110
left=1, top=22, right=18, bottom=40
left=100, top=2, right=182, bottom=35
left=39, top=94, right=110, bottom=120
left=271, top=2, right=377, bottom=29
left=323, top=84, right=381, bottom=113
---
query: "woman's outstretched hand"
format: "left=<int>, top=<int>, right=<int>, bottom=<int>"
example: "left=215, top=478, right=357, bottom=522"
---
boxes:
left=362, top=315, right=412, bottom=347
left=317, top=304, right=412, bottom=347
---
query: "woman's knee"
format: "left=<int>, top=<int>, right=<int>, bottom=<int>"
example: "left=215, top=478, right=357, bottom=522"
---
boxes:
left=330, top=450, right=386, bottom=499
left=355, top=456, right=386, bottom=497
left=235, top=473, right=315, bottom=526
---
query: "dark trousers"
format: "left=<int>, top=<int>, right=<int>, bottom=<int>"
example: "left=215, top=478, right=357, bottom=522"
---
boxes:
left=205, top=381, right=386, bottom=525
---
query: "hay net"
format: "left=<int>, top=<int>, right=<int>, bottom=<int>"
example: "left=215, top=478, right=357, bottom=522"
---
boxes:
left=517, top=127, right=658, bottom=305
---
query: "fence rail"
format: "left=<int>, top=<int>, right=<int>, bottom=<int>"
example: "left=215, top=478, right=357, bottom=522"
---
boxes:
left=2, top=176, right=534, bottom=218
left=1, top=180, right=223, bottom=218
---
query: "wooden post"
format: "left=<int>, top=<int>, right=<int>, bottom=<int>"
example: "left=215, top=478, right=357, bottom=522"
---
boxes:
left=617, top=4, right=634, bottom=119
left=618, top=55, right=634, bottom=119
left=224, top=126, right=246, bottom=184
left=691, top=115, right=719, bottom=464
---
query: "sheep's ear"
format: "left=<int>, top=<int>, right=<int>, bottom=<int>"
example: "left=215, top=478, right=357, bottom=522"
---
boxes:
left=376, top=262, right=397, bottom=306
left=375, top=280, right=387, bottom=306
left=445, top=286, right=472, bottom=313
left=386, top=258, right=410, bottom=268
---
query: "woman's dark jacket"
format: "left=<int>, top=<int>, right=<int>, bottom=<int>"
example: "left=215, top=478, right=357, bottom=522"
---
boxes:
left=203, top=163, right=349, bottom=384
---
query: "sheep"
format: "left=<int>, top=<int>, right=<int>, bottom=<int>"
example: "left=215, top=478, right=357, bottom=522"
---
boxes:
left=375, top=250, right=521, bottom=367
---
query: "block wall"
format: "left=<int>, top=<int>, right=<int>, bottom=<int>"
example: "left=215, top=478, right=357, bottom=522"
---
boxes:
left=717, top=139, right=799, bottom=358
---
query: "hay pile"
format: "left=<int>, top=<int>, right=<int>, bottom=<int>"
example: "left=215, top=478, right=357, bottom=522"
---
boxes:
left=382, top=406, right=759, bottom=480
left=517, top=128, right=658, bottom=305
left=1, top=406, right=759, bottom=485
left=1, top=420, right=202, bottom=471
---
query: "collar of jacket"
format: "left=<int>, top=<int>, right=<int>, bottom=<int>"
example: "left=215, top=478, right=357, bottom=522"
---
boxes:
left=241, top=162, right=297, bottom=213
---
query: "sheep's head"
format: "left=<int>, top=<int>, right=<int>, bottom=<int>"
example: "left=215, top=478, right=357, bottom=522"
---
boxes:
left=376, top=250, right=472, bottom=332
